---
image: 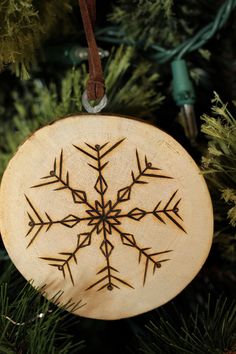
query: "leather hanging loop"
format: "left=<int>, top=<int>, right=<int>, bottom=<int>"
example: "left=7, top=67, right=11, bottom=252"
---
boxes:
left=78, top=0, right=105, bottom=101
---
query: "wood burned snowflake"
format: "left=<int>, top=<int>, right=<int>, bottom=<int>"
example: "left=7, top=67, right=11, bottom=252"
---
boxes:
left=25, top=139, right=186, bottom=291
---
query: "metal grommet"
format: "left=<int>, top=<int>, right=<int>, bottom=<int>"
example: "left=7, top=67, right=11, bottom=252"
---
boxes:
left=82, top=90, right=108, bottom=113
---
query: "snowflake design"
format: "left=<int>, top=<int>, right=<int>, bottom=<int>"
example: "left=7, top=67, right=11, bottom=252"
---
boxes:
left=25, top=139, right=186, bottom=291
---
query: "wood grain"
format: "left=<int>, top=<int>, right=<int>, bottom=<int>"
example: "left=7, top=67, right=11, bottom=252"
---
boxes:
left=0, top=114, right=213, bottom=319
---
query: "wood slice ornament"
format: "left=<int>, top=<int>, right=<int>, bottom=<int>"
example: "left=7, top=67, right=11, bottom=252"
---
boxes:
left=0, top=114, right=213, bottom=319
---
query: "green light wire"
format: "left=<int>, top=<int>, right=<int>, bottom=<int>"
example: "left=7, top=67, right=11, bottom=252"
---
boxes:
left=153, top=0, right=236, bottom=62
left=97, top=0, right=236, bottom=63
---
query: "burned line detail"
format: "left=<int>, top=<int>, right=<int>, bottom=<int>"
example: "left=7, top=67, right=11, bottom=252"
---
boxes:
left=25, top=139, right=186, bottom=291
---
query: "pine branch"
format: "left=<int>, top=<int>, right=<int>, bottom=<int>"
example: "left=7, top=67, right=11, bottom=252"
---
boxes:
left=0, top=280, right=84, bottom=353
left=0, top=0, right=73, bottom=77
left=108, top=0, right=222, bottom=47
left=105, top=46, right=164, bottom=115
left=138, top=295, right=236, bottom=354
left=201, top=93, right=236, bottom=262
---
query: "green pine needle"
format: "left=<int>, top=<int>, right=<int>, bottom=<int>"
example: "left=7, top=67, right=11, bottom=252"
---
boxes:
left=0, top=0, right=73, bottom=78
left=0, top=276, right=84, bottom=353
left=201, top=92, right=236, bottom=261
left=138, top=295, right=236, bottom=354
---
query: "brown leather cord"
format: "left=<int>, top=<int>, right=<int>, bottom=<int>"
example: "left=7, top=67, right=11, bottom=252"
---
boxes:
left=78, top=0, right=105, bottom=101
left=86, top=0, right=96, bottom=26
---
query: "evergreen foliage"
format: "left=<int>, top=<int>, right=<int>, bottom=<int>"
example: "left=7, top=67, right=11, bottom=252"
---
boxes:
left=109, top=0, right=224, bottom=47
left=0, top=0, right=235, bottom=353
left=0, top=266, right=84, bottom=353
left=138, top=295, right=236, bottom=354
left=0, top=68, right=84, bottom=174
left=201, top=93, right=236, bottom=261
left=0, top=0, right=74, bottom=77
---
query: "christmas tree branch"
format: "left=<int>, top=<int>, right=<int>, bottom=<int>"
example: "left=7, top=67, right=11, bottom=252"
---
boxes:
left=138, top=295, right=236, bottom=354
left=0, top=267, right=84, bottom=353
left=201, top=93, right=236, bottom=261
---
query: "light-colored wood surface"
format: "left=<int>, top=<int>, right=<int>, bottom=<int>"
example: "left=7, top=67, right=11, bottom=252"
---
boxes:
left=0, top=114, right=213, bottom=320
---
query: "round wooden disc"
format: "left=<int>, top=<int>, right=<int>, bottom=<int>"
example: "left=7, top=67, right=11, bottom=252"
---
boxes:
left=0, top=114, right=213, bottom=320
